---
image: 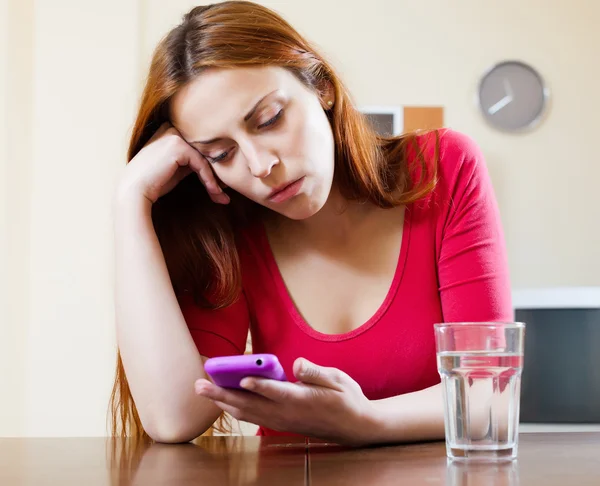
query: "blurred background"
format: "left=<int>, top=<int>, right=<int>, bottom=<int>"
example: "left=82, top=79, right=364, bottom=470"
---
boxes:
left=1, top=0, right=599, bottom=438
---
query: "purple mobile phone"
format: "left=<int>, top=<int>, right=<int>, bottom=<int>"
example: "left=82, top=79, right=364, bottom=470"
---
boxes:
left=204, top=353, right=287, bottom=389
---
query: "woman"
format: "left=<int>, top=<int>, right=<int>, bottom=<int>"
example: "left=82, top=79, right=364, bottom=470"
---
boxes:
left=111, top=1, right=512, bottom=445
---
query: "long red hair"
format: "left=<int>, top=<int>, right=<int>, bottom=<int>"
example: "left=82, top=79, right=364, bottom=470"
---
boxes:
left=109, top=0, right=439, bottom=440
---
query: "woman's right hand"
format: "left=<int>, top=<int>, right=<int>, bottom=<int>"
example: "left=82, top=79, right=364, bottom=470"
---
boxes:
left=117, top=122, right=230, bottom=205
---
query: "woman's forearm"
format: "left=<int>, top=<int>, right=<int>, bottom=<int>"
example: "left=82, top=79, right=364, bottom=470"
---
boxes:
left=114, top=193, right=220, bottom=442
left=364, top=383, right=445, bottom=445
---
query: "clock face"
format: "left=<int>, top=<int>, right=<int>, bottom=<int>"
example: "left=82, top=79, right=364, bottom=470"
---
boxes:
left=478, top=61, right=548, bottom=132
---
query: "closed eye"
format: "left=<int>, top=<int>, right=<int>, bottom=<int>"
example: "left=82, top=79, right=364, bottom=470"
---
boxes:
left=258, top=109, right=283, bottom=129
left=209, top=152, right=228, bottom=163
left=204, top=149, right=233, bottom=164
left=201, top=109, right=283, bottom=163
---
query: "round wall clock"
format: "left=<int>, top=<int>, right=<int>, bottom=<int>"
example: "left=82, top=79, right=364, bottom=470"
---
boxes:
left=478, top=60, right=549, bottom=132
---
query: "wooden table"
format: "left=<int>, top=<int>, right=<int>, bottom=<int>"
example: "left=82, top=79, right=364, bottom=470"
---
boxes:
left=1, top=433, right=599, bottom=485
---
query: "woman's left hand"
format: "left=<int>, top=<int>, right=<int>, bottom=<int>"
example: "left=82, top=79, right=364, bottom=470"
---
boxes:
left=194, top=358, right=376, bottom=445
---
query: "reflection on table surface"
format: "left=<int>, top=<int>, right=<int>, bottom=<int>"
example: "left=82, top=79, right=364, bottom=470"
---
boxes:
left=1, top=433, right=599, bottom=485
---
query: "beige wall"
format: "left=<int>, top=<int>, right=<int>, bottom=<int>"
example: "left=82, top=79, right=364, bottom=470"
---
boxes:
left=1, top=0, right=140, bottom=437
left=0, top=0, right=10, bottom=436
left=2, top=0, right=599, bottom=437
left=1, top=0, right=34, bottom=437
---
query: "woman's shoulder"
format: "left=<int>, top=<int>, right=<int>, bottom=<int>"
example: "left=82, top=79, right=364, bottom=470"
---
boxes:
left=414, top=128, right=485, bottom=170
left=412, top=128, right=489, bottom=200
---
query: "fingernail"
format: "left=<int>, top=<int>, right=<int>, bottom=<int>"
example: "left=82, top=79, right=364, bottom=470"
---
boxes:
left=241, top=379, right=255, bottom=390
left=298, top=360, right=306, bottom=375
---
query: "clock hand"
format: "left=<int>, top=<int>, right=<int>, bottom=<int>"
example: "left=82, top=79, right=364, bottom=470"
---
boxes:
left=503, top=78, right=514, bottom=97
left=488, top=95, right=513, bottom=115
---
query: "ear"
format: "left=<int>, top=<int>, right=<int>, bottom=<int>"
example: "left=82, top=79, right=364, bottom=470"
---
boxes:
left=320, top=81, right=335, bottom=110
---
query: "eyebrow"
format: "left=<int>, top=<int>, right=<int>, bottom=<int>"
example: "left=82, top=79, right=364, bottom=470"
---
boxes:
left=191, top=89, right=279, bottom=145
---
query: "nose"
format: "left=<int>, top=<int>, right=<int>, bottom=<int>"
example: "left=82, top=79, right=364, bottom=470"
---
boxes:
left=243, top=141, right=279, bottom=179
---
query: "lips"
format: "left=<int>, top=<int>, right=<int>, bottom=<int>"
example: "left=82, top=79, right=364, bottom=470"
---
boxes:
left=268, top=177, right=305, bottom=203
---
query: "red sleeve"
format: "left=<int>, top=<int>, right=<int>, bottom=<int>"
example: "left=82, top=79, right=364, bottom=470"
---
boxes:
left=178, top=292, right=250, bottom=357
left=435, top=130, right=514, bottom=323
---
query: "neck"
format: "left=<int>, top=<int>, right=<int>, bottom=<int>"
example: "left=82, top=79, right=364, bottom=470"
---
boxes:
left=275, top=184, right=376, bottom=245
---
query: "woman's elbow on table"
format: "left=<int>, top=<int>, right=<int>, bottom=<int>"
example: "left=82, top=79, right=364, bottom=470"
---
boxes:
left=141, top=408, right=218, bottom=444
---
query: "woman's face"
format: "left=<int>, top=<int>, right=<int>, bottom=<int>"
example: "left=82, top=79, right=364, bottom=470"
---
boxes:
left=170, top=66, right=335, bottom=220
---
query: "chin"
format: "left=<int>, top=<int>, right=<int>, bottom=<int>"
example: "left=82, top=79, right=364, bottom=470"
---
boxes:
left=278, top=193, right=328, bottom=221
left=280, top=207, right=318, bottom=221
